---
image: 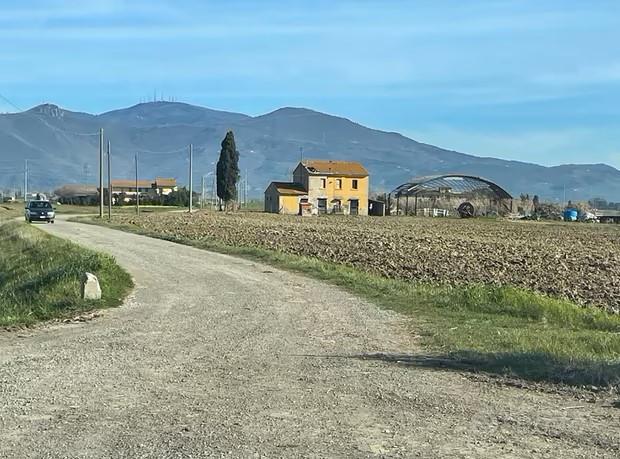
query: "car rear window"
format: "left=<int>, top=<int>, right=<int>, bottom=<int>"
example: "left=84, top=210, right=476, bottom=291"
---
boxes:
left=30, top=201, right=52, bottom=209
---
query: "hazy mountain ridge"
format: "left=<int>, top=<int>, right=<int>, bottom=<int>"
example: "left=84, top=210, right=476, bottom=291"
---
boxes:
left=0, top=101, right=618, bottom=201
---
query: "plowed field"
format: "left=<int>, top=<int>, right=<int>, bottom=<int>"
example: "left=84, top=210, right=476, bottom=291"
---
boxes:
left=113, top=212, right=620, bottom=312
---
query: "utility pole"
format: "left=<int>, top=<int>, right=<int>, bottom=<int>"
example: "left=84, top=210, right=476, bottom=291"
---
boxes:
left=212, top=164, right=217, bottom=209
left=107, top=141, right=112, bottom=221
left=24, top=159, right=28, bottom=201
left=135, top=153, right=140, bottom=216
left=563, top=184, right=567, bottom=208
left=201, top=175, right=205, bottom=210
left=188, top=144, right=193, bottom=213
left=99, top=128, right=104, bottom=218
left=244, top=169, right=248, bottom=208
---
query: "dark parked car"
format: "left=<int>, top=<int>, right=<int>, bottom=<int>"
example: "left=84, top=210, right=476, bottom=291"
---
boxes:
left=25, top=200, right=56, bottom=223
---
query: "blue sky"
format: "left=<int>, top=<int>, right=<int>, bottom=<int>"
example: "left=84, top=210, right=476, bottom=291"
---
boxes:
left=1, top=0, right=619, bottom=167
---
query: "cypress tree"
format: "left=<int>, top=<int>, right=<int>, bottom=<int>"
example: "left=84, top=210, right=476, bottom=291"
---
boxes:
left=216, top=130, right=240, bottom=210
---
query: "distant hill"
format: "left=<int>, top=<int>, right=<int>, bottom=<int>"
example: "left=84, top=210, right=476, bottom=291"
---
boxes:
left=1, top=101, right=618, bottom=201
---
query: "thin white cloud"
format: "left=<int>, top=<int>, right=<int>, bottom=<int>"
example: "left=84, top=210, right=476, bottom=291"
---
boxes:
left=405, top=126, right=620, bottom=168
left=533, top=63, right=620, bottom=86
left=0, top=0, right=127, bottom=20
left=1, top=0, right=615, bottom=40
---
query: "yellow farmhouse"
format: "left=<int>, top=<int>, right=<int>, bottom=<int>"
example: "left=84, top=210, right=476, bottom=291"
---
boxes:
left=265, top=160, right=369, bottom=215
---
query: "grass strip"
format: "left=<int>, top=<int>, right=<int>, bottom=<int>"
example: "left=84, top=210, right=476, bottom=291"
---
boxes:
left=0, top=205, right=20, bottom=222
left=0, top=222, right=133, bottom=327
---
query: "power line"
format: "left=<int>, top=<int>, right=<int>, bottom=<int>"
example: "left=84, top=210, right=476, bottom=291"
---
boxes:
left=31, top=113, right=100, bottom=137
left=0, top=167, right=24, bottom=171
left=0, top=91, right=99, bottom=137
left=136, top=145, right=197, bottom=156
left=0, top=92, right=22, bottom=112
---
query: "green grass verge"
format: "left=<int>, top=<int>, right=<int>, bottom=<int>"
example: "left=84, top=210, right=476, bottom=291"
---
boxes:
left=0, top=222, right=133, bottom=327
left=0, top=205, right=21, bottom=222
left=81, top=217, right=620, bottom=388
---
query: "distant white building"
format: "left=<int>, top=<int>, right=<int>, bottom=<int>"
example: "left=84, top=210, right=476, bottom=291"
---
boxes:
left=109, top=177, right=178, bottom=202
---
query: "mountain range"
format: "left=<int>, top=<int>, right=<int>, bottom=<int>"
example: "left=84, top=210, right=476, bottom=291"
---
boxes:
left=0, top=101, right=618, bottom=201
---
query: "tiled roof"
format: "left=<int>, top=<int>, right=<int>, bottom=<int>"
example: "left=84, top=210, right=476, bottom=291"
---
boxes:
left=270, top=181, right=307, bottom=195
left=112, top=179, right=153, bottom=188
left=302, top=160, right=368, bottom=177
left=111, top=178, right=177, bottom=189
left=54, top=184, right=98, bottom=197
left=155, top=177, right=177, bottom=187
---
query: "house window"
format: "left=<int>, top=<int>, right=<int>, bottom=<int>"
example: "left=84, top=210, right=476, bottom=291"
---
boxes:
left=320, top=178, right=326, bottom=189
left=352, top=179, right=358, bottom=190
left=336, top=179, right=342, bottom=190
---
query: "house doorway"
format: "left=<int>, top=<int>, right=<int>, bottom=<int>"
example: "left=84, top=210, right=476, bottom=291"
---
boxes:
left=299, top=198, right=310, bottom=215
left=317, top=198, right=327, bottom=214
left=349, top=199, right=359, bottom=215
left=332, top=199, right=342, bottom=214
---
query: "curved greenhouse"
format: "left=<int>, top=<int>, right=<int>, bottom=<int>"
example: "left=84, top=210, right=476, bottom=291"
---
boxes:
left=390, top=174, right=513, bottom=217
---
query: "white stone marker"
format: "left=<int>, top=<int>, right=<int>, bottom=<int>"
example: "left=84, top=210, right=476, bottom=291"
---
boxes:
left=81, top=272, right=102, bottom=300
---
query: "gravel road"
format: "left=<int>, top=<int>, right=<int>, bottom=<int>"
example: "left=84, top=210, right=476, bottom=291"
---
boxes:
left=1, top=218, right=618, bottom=458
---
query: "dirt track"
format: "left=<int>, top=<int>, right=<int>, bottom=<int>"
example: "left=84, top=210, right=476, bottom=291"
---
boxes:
left=0, top=218, right=618, bottom=458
